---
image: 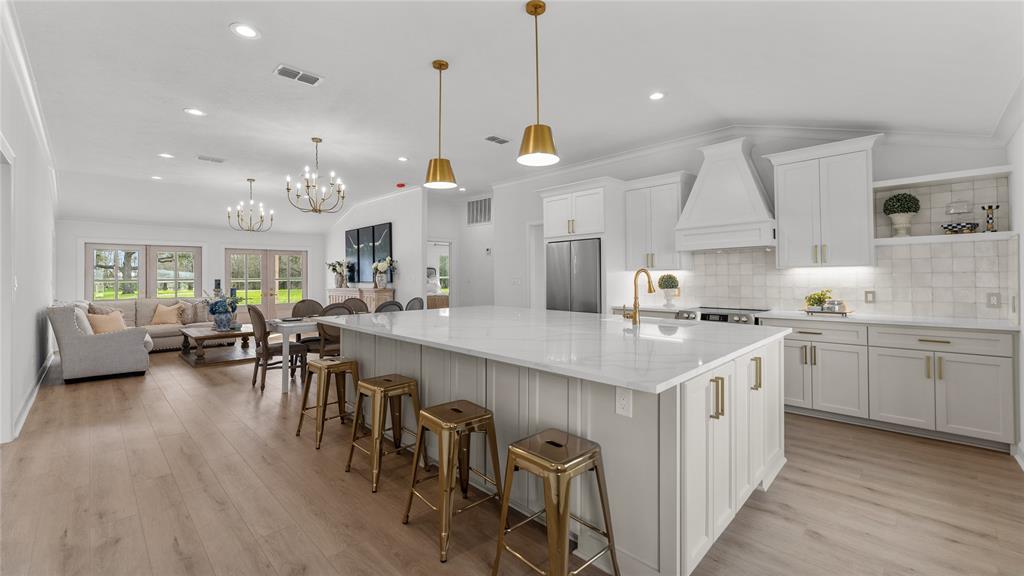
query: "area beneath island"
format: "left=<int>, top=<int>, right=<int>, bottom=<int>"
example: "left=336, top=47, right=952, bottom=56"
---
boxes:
left=319, top=306, right=790, bottom=576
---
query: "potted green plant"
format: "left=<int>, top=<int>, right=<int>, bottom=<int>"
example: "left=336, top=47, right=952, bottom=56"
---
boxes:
left=658, top=274, right=679, bottom=307
left=883, top=192, right=920, bottom=238
left=804, top=288, right=833, bottom=312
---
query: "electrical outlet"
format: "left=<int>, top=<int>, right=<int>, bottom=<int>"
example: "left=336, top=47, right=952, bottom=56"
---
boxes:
left=615, top=387, right=633, bottom=418
left=987, top=292, right=1002, bottom=308
left=864, top=290, right=876, bottom=303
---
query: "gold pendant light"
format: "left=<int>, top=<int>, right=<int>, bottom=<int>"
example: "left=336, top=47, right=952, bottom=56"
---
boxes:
left=424, top=59, right=457, bottom=189
left=228, top=178, right=273, bottom=232
left=517, top=0, right=559, bottom=167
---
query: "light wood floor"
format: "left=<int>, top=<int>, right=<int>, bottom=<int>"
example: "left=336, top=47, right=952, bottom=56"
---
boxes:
left=2, top=352, right=1023, bottom=576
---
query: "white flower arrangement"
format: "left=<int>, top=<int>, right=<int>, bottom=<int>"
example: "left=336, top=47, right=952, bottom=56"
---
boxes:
left=372, top=256, right=397, bottom=274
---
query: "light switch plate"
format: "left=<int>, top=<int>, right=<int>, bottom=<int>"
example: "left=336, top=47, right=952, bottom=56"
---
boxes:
left=615, top=387, right=633, bottom=418
left=986, top=292, right=1001, bottom=308
left=864, top=290, right=875, bottom=303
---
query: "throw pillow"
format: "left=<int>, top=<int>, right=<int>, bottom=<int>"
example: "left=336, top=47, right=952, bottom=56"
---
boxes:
left=151, top=303, right=184, bottom=325
left=87, top=310, right=128, bottom=334
left=89, top=303, right=116, bottom=315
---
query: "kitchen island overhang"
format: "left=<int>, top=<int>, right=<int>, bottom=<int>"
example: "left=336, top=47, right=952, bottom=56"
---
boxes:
left=319, top=306, right=790, bottom=575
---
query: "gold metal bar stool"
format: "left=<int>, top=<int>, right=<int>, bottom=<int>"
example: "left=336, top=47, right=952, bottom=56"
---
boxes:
left=296, top=356, right=359, bottom=449
left=345, top=374, right=427, bottom=492
left=491, top=428, right=621, bottom=576
left=402, top=399, right=504, bottom=563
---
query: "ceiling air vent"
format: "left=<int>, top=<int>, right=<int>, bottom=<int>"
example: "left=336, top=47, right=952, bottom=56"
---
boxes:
left=275, top=64, right=322, bottom=86
left=197, top=155, right=226, bottom=164
left=484, top=135, right=510, bottom=145
left=467, top=197, right=491, bottom=225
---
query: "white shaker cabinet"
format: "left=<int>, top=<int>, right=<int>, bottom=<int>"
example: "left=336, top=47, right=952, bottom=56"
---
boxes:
left=935, top=353, right=1014, bottom=443
left=782, top=340, right=812, bottom=408
left=766, top=134, right=880, bottom=269
left=625, top=174, right=692, bottom=270
left=541, top=188, right=604, bottom=238
left=810, top=342, right=869, bottom=418
left=868, top=347, right=937, bottom=430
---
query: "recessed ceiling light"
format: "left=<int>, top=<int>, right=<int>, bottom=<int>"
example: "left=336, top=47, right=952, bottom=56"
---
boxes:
left=183, top=107, right=206, bottom=117
left=157, top=153, right=174, bottom=159
left=229, top=22, right=260, bottom=39
left=458, top=187, right=466, bottom=192
left=397, top=156, right=408, bottom=162
left=649, top=92, right=665, bottom=101
left=151, top=176, right=163, bottom=180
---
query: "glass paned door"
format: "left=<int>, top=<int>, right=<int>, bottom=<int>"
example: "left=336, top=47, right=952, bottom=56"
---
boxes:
left=86, top=244, right=143, bottom=301
left=226, top=249, right=265, bottom=322
left=272, top=251, right=307, bottom=318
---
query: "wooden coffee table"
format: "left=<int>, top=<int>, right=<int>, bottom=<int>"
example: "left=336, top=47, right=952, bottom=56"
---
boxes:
left=180, top=324, right=256, bottom=367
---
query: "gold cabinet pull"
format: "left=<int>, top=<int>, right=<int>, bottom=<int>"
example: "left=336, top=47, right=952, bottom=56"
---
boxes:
left=710, top=376, right=725, bottom=419
left=811, top=345, right=817, bottom=366
left=937, top=356, right=944, bottom=380
left=567, top=220, right=571, bottom=234
left=918, top=338, right=951, bottom=344
left=801, top=345, right=808, bottom=365
left=811, top=245, right=818, bottom=264
left=821, top=244, right=828, bottom=264
left=925, top=355, right=931, bottom=379
left=752, top=356, right=763, bottom=390
left=797, top=330, right=823, bottom=335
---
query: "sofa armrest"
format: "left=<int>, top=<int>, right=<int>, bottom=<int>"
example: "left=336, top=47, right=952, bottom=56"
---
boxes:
left=59, top=327, right=151, bottom=380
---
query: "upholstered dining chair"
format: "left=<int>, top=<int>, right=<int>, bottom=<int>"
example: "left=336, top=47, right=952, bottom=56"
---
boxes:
left=249, top=305, right=308, bottom=393
left=293, top=302, right=354, bottom=365
left=317, top=303, right=353, bottom=358
left=405, top=297, right=424, bottom=310
left=342, top=298, right=369, bottom=313
left=374, top=300, right=404, bottom=313
left=291, top=298, right=325, bottom=348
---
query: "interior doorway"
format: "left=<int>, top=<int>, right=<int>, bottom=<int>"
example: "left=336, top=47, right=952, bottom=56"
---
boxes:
left=426, top=240, right=452, bottom=305
left=225, top=249, right=308, bottom=321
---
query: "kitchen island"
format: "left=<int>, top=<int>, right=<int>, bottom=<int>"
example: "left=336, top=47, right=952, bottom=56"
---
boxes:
left=319, top=306, right=790, bottom=575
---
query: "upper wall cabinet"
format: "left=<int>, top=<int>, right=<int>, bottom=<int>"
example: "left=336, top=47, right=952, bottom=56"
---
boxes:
left=542, top=188, right=604, bottom=238
left=765, top=134, right=881, bottom=268
left=625, top=172, right=696, bottom=270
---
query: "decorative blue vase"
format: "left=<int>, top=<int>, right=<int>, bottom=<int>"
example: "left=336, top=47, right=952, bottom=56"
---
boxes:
left=213, top=313, right=232, bottom=331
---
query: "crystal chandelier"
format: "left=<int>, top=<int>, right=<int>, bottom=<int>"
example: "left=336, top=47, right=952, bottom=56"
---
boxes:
left=285, top=137, right=346, bottom=214
left=228, top=178, right=273, bottom=232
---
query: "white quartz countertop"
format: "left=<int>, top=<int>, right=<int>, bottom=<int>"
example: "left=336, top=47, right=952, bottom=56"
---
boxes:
left=758, top=310, right=1020, bottom=332
left=319, top=306, right=790, bottom=394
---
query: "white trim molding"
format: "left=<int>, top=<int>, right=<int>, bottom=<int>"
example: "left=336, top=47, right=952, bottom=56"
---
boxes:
left=1013, top=443, right=1024, bottom=473
left=2, top=352, right=50, bottom=444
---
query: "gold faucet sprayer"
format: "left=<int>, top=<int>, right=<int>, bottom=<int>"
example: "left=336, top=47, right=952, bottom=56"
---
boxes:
left=623, top=268, right=656, bottom=325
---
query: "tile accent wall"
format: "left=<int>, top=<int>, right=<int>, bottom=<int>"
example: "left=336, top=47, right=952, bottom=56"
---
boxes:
left=874, top=176, right=1010, bottom=238
left=673, top=239, right=1019, bottom=321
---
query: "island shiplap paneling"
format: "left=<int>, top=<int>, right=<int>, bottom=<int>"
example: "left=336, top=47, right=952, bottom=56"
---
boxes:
left=486, top=361, right=530, bottom=509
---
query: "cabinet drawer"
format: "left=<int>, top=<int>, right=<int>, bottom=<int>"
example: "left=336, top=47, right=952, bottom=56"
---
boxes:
left=759, top=319, right=867, bottom=346
left=867, top=326, right=1013, bottom=357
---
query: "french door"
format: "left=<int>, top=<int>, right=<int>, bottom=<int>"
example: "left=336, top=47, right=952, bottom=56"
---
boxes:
left=225, top=249, right=308, bottom=321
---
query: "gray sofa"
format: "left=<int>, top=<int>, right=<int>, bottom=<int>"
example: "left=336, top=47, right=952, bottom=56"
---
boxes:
left=47, top=304, right=153, bottom=381
left=77, top=298, right=233, bottom=351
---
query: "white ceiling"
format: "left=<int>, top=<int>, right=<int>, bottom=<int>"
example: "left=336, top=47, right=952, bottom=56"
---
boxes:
left=14, top=1, right=1022, bottom=233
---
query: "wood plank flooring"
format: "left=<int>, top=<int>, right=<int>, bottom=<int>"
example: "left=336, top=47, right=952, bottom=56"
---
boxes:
left=3, top=352, right=1023, bottom=576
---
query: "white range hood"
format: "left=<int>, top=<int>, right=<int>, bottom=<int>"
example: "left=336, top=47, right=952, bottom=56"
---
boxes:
left=675, top=137, right=776, bottom=251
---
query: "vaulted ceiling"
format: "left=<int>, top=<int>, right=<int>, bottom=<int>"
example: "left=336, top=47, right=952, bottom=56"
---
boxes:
left=13, top=1, right=1022, bottom=232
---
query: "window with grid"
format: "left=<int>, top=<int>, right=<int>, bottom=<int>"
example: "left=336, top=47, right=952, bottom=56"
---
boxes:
left=275, top=253, right=305, bottom=304
left=228, top=252, right=263, bottom=305
left=151, top=247, right=200, bottom=298
left=87, top=244, right=143, bottom=301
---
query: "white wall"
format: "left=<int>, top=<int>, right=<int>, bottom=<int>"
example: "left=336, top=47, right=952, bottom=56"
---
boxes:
left=325, top=187, right=426, bottom=304
left=426, top=193, right=494, bottom=307
left=54, top=219, right=326, bottom=304
left=1, top=1, right=57, bottom=442
left=492, top=126, right=1010, bottom=308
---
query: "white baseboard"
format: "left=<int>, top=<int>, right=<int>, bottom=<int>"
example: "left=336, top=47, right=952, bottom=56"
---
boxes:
left=760, top=455, right=787, bottom=491
left=3, top=352, right=52, bottom=444
left=1013, top=443, right=1024, bottom=473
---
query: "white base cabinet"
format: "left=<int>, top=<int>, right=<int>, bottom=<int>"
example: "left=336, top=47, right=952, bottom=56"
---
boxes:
left=811, top=342, right=869, bottom=418
left=782, top=340, right=812, bottom=408
left=868, top=347, right=936, bottom=430
left=935, top=353, right=1013, bottom=442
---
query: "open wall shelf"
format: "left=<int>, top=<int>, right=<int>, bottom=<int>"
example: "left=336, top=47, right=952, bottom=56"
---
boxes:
left=874, top=231, right=1017, bottom=246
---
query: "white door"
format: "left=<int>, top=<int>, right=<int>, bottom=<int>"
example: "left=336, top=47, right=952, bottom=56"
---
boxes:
left=818, top=151, right=872, bottom=267
left=682, top=372, right=714, bottom=574
left=270, top=250, right=308, bottom=319
left=649, top=183, right=681, bottom=270
left=811, top=342, right=869, bottom=418
left=571, top=189, right=605, bottom=235
left=782, top=340, right=812, bottom=408
left=868, top=347, right=936, bottom=430
left=542, top=194, right=573, bottom=238
left=625, top=187, right=652, bottom=269
left=774, top=159, right=821, bottom=268
left=935, top=353, right=1014, bottom=442
left=227, top=249, right=308, bottom=321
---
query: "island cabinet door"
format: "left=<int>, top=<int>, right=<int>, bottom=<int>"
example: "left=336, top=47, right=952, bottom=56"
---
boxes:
left=710, top=364, right=737, bottom=539
left=761, top=341, right=784, bottom=484
left=782, top=340, right=812, bottom=408
left=681, top=372, right=715, bottom=573
left=810, top=342, right=869, bottom=418
left=734, top=350, right=766, bottom=505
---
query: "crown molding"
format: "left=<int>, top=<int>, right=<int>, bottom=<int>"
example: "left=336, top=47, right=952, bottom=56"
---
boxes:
left=994, top=78, right=1023, bottom=144
left=0, top=0, right=57, bottom=202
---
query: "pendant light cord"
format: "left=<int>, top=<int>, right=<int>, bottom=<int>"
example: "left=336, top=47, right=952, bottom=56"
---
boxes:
left=438, top=67, right=443, bottom=159
left=534, top=14, right=540, bottom=125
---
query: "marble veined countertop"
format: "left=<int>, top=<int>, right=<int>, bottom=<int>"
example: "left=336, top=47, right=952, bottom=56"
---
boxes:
left=319, top=306, right=790, bottom=394
left=758, top=310, right=1020, bottom=332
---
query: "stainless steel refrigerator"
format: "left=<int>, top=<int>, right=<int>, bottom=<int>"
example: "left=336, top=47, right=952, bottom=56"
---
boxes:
left=546, top=238, right=601, bottom=313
